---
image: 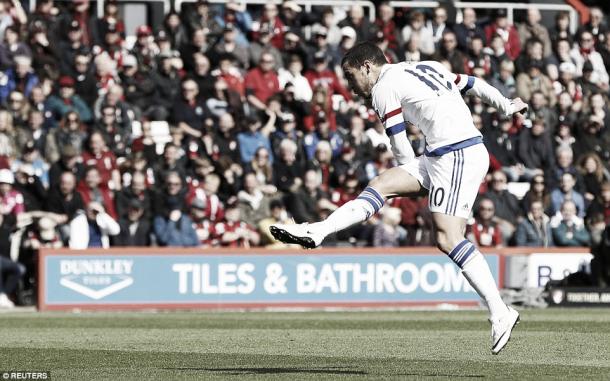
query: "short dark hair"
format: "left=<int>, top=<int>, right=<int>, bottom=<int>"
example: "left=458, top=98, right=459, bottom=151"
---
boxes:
left=341, top=41, right=387, bottom=69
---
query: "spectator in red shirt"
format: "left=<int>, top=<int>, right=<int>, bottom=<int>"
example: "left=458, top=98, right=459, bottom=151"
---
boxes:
left=253, top=3, right=285, bottom=50
left=77, top=166, right=118, bottom=221
left=374, top=2, right=401, bottom=52
left=305, top=51, right=351, bottom=105
left=485, top=9, right=521, bottom=60
left=187, top=172, right=225, bottom=223
left=0, top=169, right=24, bottom=220
left=81, top=130, right=120, bottom=190
left=467, top=197, right=504, bottom=248
left=213, top=203, right=260, bottom=248
left=244, top=52, right=280, bottom=111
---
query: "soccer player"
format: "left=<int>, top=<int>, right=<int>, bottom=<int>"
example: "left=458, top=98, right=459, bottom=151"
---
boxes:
left=270, top=42, right=525, bottom=354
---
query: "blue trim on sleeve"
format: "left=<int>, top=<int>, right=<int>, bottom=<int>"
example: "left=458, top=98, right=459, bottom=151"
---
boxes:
left=460, top=76, right=475, bottom=94
left=385, top=122, right=406, bottom=136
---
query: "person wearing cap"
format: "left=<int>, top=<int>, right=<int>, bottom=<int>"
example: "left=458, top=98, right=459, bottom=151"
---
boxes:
left=113, top=198, right=152, bottom=247
left=244, top=52, right=280, bottom=111
left=304, top=50, right=351, bottom=106
left=58, top=19, right=91, bottom=74
left=307, top=23, right=339, bottom=70
left=129, top=25, right=158, bottom=73
left=247, top=21, right=283, bottom=70
left=484, top=8, right=521, bottom=60
left=0, top=168, right=24, bottom=220
left=280, top=1, right=306, bottom=32
left=212, top=0, right=253, bottom=47
left=0, top=54, right=38, bottom=103
left=189, top=197, right=217, bottom=246
left=47, top=142, right=84, bottom=189
left=45, top=74, right=93, bottom=124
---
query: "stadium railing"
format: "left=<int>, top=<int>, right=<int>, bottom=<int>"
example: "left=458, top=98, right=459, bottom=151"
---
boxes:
left=388, top=1, right=579, bottom=33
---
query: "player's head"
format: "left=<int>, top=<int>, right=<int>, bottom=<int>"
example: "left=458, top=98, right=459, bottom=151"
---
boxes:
left=341, top=41, right=388, bottom=98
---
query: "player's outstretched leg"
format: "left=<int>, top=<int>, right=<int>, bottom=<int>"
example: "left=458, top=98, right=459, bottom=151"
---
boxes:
left=270, top=166, right=424, bottom=248
left=433, top=213, right=519, bottom=355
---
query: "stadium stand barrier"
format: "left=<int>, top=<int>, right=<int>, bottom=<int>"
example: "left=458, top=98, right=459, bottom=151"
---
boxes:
left=38, top=246, right=589, bottom=311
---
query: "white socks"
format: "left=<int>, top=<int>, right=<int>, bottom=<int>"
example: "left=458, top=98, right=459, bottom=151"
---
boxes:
left=462, top=254, right=508, bottom=320
left=310, top=186, right=384, bottom=236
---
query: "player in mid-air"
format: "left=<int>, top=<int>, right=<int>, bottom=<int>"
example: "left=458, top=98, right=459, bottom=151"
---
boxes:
left=270, top=42, right=527, bottom=354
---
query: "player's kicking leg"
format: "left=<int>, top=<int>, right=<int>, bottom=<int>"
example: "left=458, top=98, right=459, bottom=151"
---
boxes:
left=270, top=162, right=425, bottom=248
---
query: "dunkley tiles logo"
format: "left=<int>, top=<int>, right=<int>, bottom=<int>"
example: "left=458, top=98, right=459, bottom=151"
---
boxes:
left=59, top=260, right=134, bottom=299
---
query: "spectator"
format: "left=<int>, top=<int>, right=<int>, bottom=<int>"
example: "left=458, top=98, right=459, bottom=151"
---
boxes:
left=551, top=200, right=590, bottom=247
left=45, top=75, right=93, bottom=124
left=172, top=79, right=212, bottom=139
left=0, top=255, right=25, bottom=308
left=454, top=8, right=486, bottom=52
left=0, top=168, right=24, bottom=221
left=516, top=59, right=556, bottom=107
left=489, top=60, right=516, bottom=99
left=45, top=171, right=84, bottom=229
left=258, top=199, right=293, bottom=248
left=278, top=54, right=312, bottom=102
left=373, top=206, right=403, bottom=247
left=587, top=181, right=610, bottom=226
left=115, top=171, right=152, bottom=220
left=401, top=11, right=434, bottom=56
left=244, top=52, right=280, bottom=111
left=516, top=118, right=554, bottom=179
left=517, top=9, right=552, bottom=58
left=119, top=55, right=160, bottom=120
left=238, top=172, right=272, bottom=227
left=287, top=169, right=333, bottom=223
left=153, top=205, right=199, bottom=247
left=550, top=172, right=586, bottom=218
left=69, top=201, right=120, bottom=249
left=520, top=174, right=551, bottom=215
left=214, top=202, right=260, bottom=248
left=77, top=166, right=118, bottom=220
left=0, top=25, right=32, bottom=70
left=550, top=146, right=584, bottom=193
left=186, top=2, right=220, bottom=45
left=130, top=25, right=158, bottom=73
left=0, top=55, right=39, bottom=103
left=468, top=198, right=503, bottom=248
left=484, top=9, right=521, bottom=60
left=435, top=31, right=466, bottom=73
left=113, top=199, right=151, bottom=247
left=338, top=5, right=376, bottom=43
left=213, top=23, right=249, bottom=69
left=576, top=6, right=607, bottom=45
left=570, top=30, right=609, bottom=89
left=82, top=130, right=120, bottom=190
left=47, top=144, right=84, bottom=190
left=237, top=113, right=275, bottom=165
left=151, top=52, right=181, bottom=118
left=483, top=170, right=522, bottom=241
left=515, top=200, right=554, bottom=247
left=273, top=138, right=304, bottom=194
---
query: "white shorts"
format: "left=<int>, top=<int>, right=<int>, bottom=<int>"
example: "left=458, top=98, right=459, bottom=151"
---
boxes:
left=399, top=143, right=489, bottom=219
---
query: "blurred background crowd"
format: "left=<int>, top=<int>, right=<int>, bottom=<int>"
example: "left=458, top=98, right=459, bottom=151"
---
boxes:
left=0, top=0, right=610, bottom=305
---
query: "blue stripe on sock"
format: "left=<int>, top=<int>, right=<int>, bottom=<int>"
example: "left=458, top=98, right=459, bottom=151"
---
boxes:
left=448, top=239, right=469, bottom=261
left=457, top=245, right=476, bottom=268
left=364, top=187, right=384, bottom=206
left=357, top=195, right=382, bottom=213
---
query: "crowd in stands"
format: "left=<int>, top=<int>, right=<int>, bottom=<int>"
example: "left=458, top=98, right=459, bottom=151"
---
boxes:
left=1, top=0, right=610, bottom=304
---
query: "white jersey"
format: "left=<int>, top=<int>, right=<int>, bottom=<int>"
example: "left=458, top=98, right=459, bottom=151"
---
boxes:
left=371, top=61, right=516, bottom=164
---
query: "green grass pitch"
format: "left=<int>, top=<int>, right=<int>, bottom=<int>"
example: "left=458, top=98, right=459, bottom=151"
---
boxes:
left=0, top=308, right=609, bottom=380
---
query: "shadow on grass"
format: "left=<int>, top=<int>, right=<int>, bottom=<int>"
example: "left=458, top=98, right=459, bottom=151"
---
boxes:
left=165, top=366, right=367, bottom=375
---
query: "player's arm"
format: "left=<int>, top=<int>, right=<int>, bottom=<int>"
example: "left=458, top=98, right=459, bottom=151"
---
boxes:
left=453, top=73, right=528, bottom=116
left=372, top=85, right=415, bottom=165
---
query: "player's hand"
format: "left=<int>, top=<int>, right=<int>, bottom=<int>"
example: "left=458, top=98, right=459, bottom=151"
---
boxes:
left=511, top=98, right=528, bottom=115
